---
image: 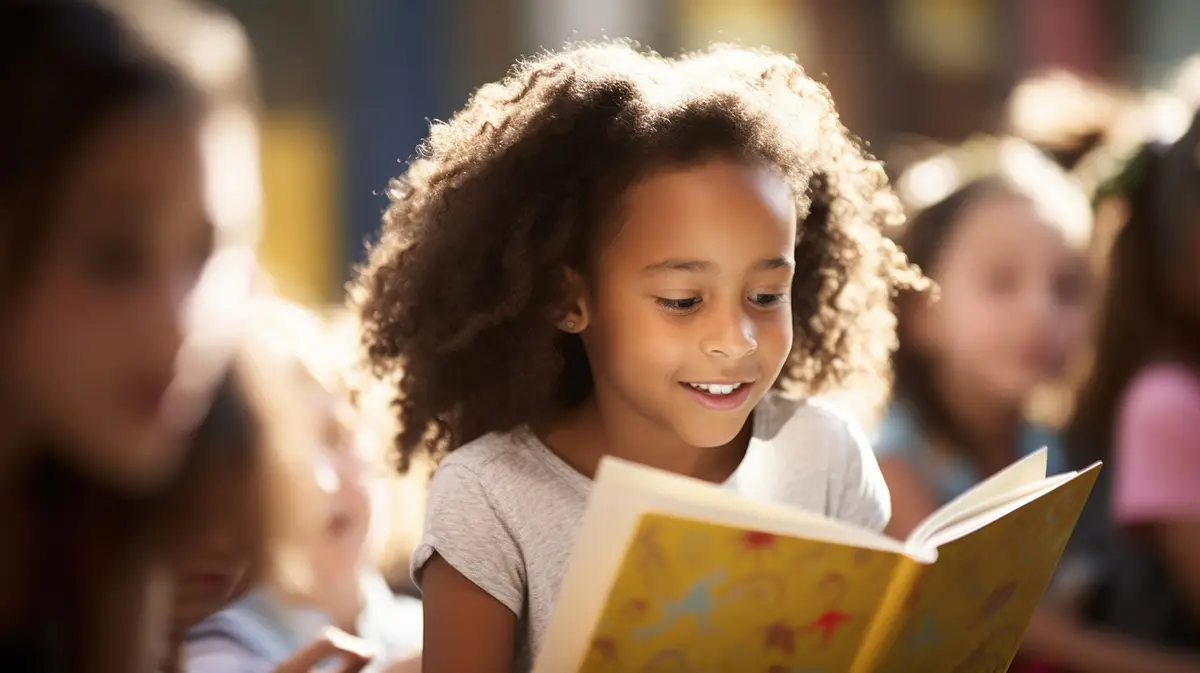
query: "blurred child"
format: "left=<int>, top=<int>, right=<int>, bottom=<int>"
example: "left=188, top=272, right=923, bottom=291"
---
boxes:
left=0, top=2, right=240, bottom=671
left=353, top=41, right=920, bottom=672
left=1033, top=108, right=1200, bottom=672
left=159, top=346, right=374, bottom=673
left=186, top=298, right=422, bottom=673
left=878, top=138, right=1091, bottom=537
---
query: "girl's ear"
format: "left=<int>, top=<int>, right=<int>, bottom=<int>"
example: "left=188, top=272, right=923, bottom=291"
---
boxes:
left=557, top=268, right=591, bottom=333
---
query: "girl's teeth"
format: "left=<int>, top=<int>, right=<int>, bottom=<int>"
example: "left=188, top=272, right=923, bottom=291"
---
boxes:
left=688, top=383, right=742, bottom=395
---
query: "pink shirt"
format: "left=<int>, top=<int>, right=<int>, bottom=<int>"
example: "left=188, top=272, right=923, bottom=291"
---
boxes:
left=1112, top=363, right=1200, bottom=523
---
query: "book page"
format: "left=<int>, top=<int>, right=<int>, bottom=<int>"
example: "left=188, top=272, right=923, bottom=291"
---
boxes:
left=878, top=463, right=1100, bottom=673
left=907, top=448, right=1049, bottom=549
left=571, top=514, right=911, bottom=672
left=533, top=458, right=918, bottom=673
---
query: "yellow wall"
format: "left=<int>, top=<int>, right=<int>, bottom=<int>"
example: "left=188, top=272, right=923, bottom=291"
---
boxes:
left=258, top=111, right=338, bottom=305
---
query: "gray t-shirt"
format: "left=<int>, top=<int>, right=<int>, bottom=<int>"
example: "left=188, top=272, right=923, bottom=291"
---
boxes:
left=410, top=392, right=891, bottom=672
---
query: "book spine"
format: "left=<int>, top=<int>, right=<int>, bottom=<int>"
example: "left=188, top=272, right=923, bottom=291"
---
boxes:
left=848, top=557, right=923, bottom=673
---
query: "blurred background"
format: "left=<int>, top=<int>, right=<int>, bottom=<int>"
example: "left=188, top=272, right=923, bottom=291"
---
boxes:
left=199, top=0, right=1198, bottom=305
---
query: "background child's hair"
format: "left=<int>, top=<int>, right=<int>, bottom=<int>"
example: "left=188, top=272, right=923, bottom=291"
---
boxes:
left=163, top=345, right=323, bottom=603
left=1068, top=109, right=1200, bottom=465
left=354, top=41, right=920, bottom=471
left=0, top=0, right=201, bottom=301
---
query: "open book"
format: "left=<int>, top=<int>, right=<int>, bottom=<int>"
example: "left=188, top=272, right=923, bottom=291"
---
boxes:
left=532, top=449, right=1100, bottom=673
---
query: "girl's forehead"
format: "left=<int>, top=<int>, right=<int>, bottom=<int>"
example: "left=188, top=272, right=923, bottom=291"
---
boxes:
left=602, top=161, right=796, bottom=269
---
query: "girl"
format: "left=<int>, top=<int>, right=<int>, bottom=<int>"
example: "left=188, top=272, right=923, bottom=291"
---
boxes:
left=162, top=342, right=376, bottom=673
left=186, top=298, right=421, bottom=673
left=0, top=2, right=245, bottom=671
left=1036, top=109, right=1200, bottom=671
left=877, top=137, right=1090, bottom=537
left=354, top=41, right=919, bottom=672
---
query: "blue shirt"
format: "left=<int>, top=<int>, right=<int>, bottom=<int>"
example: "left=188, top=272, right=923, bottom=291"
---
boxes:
left=872, top=400, right=1067, bottom=506
left=185, top=570, right=421, bottom=673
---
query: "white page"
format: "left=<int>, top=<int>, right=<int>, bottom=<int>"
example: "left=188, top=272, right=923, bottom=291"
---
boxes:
left=907, top=448, right=1049, bottom=549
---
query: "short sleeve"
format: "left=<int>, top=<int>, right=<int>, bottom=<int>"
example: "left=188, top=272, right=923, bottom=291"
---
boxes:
left=1112, top=365, right=1200, bottom=524
left=185, top=633, right=272, bottom=673
left=835, top=414, right=892, bottom=532
left=410, top=463, right=526, bottom=616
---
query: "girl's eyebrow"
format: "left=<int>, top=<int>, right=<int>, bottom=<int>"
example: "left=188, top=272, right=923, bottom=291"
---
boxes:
left=640, top=256, right=793, bottom=275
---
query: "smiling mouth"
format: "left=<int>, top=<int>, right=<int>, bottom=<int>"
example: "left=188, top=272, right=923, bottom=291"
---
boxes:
left=684, top=382, right=748, bottom=396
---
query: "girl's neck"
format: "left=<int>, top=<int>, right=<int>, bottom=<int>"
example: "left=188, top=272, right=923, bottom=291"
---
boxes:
left=932, top=367, right=1023, bottom=472
left=545, top=390, right=749, bottom=484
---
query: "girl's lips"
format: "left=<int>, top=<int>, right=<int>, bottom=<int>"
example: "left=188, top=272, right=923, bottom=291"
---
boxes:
left=679, top=381, right=754, bottom=411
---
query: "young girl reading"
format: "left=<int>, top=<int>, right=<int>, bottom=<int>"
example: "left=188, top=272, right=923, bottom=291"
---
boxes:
left=354, top=42, right=919, bottom=672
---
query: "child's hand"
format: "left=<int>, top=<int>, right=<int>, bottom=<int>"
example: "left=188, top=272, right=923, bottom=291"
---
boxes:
left=273, top=626, right=374, bottom=673
left=379, top=654, right=423, bottom=673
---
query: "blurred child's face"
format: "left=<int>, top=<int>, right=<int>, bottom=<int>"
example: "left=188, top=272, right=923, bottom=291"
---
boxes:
left=170, top=457, right=255, bottom=633
left=915, top=194, right=1087, bottom=401
left=309, top=384, right=372, bottom=599
left=579, top=160, right=797, bottom=449
left=4, top=103, right=211, bottom=491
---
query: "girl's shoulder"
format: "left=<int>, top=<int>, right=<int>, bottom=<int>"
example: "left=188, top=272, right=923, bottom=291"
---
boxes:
left=754, top=391, right=868, bottom=449
left=1120, top=361, right=1200, bottom=412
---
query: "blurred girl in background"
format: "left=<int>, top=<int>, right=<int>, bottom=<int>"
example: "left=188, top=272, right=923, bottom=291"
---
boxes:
left=875, top=137, right=1091, bottom=537
left=1029, top=107, right=1200, bottom=673
left=185, top=297, right=422, bottom=673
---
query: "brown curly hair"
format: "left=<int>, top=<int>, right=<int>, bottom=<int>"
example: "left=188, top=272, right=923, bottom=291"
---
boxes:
left=354, top=41, right=922, bottom=472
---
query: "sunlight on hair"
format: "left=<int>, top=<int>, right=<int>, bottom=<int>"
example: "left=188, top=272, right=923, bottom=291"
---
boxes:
left=897, top=156, right=960, bottom=211
left=202, top=107, right=263, bottom=246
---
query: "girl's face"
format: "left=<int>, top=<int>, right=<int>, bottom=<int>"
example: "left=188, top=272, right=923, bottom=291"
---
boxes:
left=915, top=194, right=1087, bottom=401
left=170, top=456, right=256, bottom=634
left=579, top=159, right=797, bottom=449
left=3, top=102, right=212, bottom=490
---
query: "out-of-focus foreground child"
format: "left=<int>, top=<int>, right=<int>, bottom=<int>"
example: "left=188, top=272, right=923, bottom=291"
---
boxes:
left=0, top=1, right=249, bottom=671
left=186, top=297, right=422, bottom=673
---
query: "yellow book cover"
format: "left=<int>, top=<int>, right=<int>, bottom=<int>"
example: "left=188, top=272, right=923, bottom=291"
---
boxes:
left=532, top=449, right=1100, bottom=673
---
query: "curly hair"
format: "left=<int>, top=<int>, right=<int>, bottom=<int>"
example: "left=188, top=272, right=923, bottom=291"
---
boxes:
left=354, top=41, right=922, bottom=472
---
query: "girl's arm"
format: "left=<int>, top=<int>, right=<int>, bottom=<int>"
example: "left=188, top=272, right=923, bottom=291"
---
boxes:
left=876, top=456, right=939, bottom=539
left=1112, top=366, right=1200, bottom=624
left=1022, top=606, right=1200, bottom=673
left=1151, top=522, right=1200, bottom=621
left=421, top=554, right=515, bottom=673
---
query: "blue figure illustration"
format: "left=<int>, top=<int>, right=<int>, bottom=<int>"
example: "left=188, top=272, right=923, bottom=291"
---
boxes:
left=907, top=613, right=940, bottom=650
left=634, top=570, right=726, bottom=639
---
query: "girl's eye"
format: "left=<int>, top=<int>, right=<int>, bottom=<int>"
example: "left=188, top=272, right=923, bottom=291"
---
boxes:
left=750, top=292, right=788, bottom=307
left=655, top=296, right=702, bottom=313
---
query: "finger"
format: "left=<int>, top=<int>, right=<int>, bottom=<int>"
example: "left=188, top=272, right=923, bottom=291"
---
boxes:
left=272, top=628, right=372, bottom=673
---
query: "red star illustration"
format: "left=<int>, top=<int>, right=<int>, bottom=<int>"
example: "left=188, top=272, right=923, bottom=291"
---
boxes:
left=763, top=621, right=798, bottom=654
left=590, top=637, right=617, bottom=663
left=623, top=598, right=648, bottom=617
left=803, top=609, right=855, bottom=644
left=742, top=530, right=777, bottom=550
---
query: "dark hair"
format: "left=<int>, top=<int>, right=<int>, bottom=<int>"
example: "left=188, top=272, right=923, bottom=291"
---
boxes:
left=1067, top=111, right=1200, bottom=465
left=891, top=178, right=1018, bottom=456
left=0, top=0, right=199, bottom=302
left=0, top=2, right=200, bottom=671
left=354, top=42, right=920, bottom=472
